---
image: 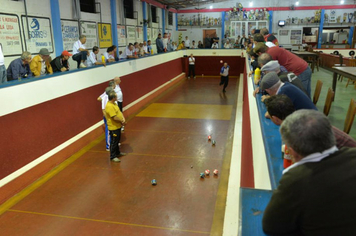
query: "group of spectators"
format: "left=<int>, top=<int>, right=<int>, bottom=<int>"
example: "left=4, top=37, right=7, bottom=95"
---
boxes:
left=246, top=27, right=356, bottom=235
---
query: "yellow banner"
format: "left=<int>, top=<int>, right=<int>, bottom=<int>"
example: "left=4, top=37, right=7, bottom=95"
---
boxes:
left=98, top=23, right=112, bottom=48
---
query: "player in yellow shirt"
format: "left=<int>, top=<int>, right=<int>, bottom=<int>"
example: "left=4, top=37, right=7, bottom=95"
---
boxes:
left=105, top=92, right=126, bottom=162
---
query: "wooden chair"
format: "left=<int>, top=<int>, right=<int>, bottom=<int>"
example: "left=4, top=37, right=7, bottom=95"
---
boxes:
left=344, top=98, right=356, bottom=134
left=323, top=88, right=334, bottom=116
left=313, top=80, right=323, bottom=105
left=334, top=55, right=346, bottom=82
left=346, top=59, right=356, bottom=88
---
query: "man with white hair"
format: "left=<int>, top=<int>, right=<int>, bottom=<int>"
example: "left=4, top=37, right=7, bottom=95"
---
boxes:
left=260, top=72, right=316, bottom=110
left=7, top=51, right=32, bottom=81
left=263, top=109, right=356, bottom=235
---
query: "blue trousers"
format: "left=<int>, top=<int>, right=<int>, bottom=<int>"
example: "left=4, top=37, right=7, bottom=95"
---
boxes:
left=103, top=116, right=110, bottom=149
left=297, top=66, right=312, bottom=98
left=0, top=65, right=7, bottom=84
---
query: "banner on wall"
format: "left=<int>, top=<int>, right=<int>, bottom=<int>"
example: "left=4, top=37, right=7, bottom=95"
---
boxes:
left=127, top=26, right=136, bottom=42
left=147, top=27, right=151, bottom=41
left=98, top=23, right=112, bottom=48
left=152, top=28, right=159, bottom=44
left=61, top=20, right=79, bottom=51
left=0, top=13, right=23, bottom=56
left=80, top=21, right=98, bottom=49
left=136, top=27, right=143, bottom=41
left=117, top=25, right=126, bottom=46
left=21, top=16, right=53, bottom=53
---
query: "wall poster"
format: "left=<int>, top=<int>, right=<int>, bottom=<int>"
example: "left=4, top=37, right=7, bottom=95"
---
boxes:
left=98, top=23, right=112, bottom=48
left=117, top=25, right=126, bottom=46
left=127, top=25, right=136, bottom=42
left=21, top=16, right=53, bottom=53
left=61, top=19, right=79, bottom=51
left=0, top=13, right=23, bottom=56
left=80, top=21, right=98, bottom=49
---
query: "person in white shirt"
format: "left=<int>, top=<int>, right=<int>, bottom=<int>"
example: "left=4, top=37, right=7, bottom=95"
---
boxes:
left=142, top=41, right=150, bottom=55
left=188, top=54, right=196, bottom=79
left=0, top=43, right=6, bottom=83
left=114, top=76, right=125, bottom=131
left=104, top=46, right=116, bottom=63
left=211, top=42, right=219, bottom=49
left=97, top=81, right=116, bottom=151
left=87, top=46, right=105, bottom=67
left=184, top=36, right=190, bottom=49
left=162, top=33, right=169, bottom=51
left=72, top=35, right=89, bottom=68
left=172, top=42, right=177, bottom=51
left=224, top=39, right=232, bottom=49
left=133, top=42, right=140, bottom=55
left=123, top=44, right=138, bottom=59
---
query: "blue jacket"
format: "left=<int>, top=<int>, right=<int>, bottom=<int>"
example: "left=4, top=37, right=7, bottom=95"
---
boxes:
left=278, top=82, right=317, bottom=110
left=156, top=37, right=164, bottom=53
left=7, top=58, right=32, bottom=81
left=220, top=65, right=230, bottom=75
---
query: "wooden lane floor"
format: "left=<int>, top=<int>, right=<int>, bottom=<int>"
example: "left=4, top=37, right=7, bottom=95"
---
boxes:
left=0, top=77, right=238, bottom=235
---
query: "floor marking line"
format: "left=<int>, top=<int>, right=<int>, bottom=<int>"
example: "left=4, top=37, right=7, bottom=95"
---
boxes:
left=7, top=209, right=210, bottom=234
left=0, top=135, right=105, bottom=216
left=210, top=77, right=241, bottom=236
left=87, top=151, right=222, bottom=160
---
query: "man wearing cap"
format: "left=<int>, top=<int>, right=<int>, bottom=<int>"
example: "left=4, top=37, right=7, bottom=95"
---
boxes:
left=260, top=72, right=316, bottom=111
left=7, top=51, right=32, bottom=81
left=50, top=51, right=71, bottom=73
left=261, top=60, right=307, bottom=95
left=30, top=48, right=53, bottom=76
left=72, top=35, right=89, bottom=68
left=254, top=42, right=312, bottom=97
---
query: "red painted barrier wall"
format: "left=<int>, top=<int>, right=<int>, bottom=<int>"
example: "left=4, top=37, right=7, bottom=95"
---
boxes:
left=240, top=65, right=255, bottom=188
left=0, top=58, right=183, bottom=180
left=182, top=56, right=244, bottom=76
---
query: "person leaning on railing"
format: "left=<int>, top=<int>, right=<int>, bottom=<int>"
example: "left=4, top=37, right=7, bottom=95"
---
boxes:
left=7, top=51, right=32, bottom=81
left=30, top=48, right=53, bottom=76
left=50, top=50, right=71, bottom=73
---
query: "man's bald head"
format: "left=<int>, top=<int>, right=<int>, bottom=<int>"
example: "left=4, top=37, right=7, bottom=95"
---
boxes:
left=114, top=77, right=121, bottom=85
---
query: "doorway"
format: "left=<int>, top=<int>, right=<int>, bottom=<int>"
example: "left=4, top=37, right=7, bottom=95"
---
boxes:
left=203, top=29, right=216, bottom=48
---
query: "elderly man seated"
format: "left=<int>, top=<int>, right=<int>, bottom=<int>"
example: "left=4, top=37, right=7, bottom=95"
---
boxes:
left=263, top=109, right=356, bottom=235
left=7, top=51, right=32, bottom=81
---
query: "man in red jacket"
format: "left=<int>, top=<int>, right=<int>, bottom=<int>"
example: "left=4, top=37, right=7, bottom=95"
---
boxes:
left=254, top=42, right=312, bottom=97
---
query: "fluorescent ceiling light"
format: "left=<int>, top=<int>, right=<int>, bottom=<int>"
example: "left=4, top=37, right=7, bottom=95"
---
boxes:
left=296, top=1, right=299, bottom=6
left=249, top=1, right=253, bottom=7
left=340, top=0, right=344, bottom=3
left=209, top=5, right=213, bottom=9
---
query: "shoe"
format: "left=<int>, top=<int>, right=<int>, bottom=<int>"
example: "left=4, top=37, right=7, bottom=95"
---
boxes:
left=117, top=152, right=127, bottom=157
left=118, top=143, right=121, bottom=146
left=79, top=63, right=87, bottom=68
left=188, top=76, right=190, bottom=79
left=194, top=76, right=196, bottom=79
left=106, top=148, right=110, bottom=151
left=111, top=157, right=121, bottom=162
left=121, top=126, right=125, bottom=132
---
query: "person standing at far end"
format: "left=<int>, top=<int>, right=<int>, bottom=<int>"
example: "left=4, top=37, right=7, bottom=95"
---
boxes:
left=114, top=76, right=125, bottom=131
left=156, top=33, right=164, bottom=54
left=219, top=62, right=230, bottom=93
left=188, top=54, right=196, bottom=79
left=105, top=92, right=126, bottom=162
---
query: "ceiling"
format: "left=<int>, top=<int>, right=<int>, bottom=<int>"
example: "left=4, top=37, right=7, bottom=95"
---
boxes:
left=155, top=0, right=227, bottom=10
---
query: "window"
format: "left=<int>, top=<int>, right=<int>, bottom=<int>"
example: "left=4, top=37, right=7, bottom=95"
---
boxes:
left=123, top=0, right=134, bottom=19
left=80, top=0, right=96, bottom=13
left=151, top=6, right=157, bottom=23
left=168, top=12, right=173, bottom=26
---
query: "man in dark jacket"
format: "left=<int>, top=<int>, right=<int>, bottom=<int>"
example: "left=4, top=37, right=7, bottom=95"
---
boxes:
left=50, top=50, right=71, bottom=73
left=263, top=109, right=356, bottom=236
left=155, top=33, right=164, bottom=53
